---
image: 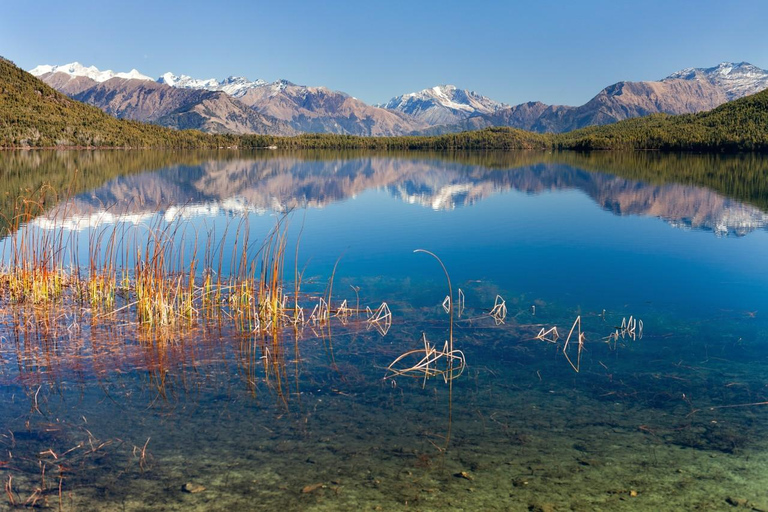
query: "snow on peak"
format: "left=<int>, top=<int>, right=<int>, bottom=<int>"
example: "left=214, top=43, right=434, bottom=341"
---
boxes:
left=158, top=72, right=219, bottom=90
left=219, top=76, right=268, bottom=96
left=384, top=84, right=507, bottom=118
left=29, top=62, right=153, bottom=82
left=270, top=79, right=295, bottom=93
left=664, top=61, right=768, bottom=99
left=157, top=72, right=268, bottom=97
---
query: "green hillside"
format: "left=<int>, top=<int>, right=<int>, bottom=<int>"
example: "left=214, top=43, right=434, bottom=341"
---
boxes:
left=0, top=57, right=236, bottom=148
left=553, top=88, right=768, bottom=151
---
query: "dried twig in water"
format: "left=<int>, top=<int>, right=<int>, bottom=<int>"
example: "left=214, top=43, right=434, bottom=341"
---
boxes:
left=603, top=315, right=643, bottom=345
left=132, top=437, right=151, bottom=471
left=5, top=475, right=16, bottom=506
left=309, top=298, right=330, bottom=325
left=457, top=288, right=465, bottom=318
left=385, top=333, right=466, bottom=386
left=535, top=326, right=559, bottom=344
left=442, top=295, right=451, bottom=314
left=563, top=315, right=585, bottom=373
left=367, top=302, right=392, bottom=336
left=334, top=299, right=351, bottom=325
left=489, top=295, right=507, bottom=325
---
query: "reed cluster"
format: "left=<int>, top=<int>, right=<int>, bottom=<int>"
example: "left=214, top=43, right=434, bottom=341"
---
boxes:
left=0, top=197, right=384, bottom=344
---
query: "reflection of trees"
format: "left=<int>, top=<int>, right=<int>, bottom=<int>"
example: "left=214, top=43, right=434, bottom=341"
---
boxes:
left=4, top=150, right=768, bottom=237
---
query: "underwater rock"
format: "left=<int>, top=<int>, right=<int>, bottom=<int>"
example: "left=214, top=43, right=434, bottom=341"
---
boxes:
left=528, top=502, right=556, bottom=512
left=725, top=496, right=749, bottom=507
left=302, top=482, right=324, bottom=494
left=181, top=482, right=206, bottom=493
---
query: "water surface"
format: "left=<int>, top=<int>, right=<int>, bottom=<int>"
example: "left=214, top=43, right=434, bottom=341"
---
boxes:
left=1, top=150, right=767, bottom=511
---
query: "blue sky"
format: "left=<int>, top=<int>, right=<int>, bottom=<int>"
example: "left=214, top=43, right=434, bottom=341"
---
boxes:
left=2, top=0, right=767, bottom=106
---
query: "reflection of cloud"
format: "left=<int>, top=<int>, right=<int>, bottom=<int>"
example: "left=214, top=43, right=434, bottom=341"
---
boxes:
left=669, top=206, right=768, bottom=237
left=395, top=183, right=475, bottom=211
left=29, top=197, right=274, bottom=232
left=31, top=211, right=157, bottom=231
left=164, top=198, right=268, bottom=221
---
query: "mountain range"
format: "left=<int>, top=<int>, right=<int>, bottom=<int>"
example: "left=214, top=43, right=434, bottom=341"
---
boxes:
left=30, top=60, right=768, bottom=137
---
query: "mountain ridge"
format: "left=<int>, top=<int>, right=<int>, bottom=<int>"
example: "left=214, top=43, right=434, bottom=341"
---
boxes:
left=30, top=60, right=768, bottom=136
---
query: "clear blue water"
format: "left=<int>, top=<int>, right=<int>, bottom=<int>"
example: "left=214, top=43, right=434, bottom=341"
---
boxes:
left=1, top=151, right=768, bottom=510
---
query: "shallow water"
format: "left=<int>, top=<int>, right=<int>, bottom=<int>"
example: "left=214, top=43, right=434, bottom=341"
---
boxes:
left=1, top=150, right=768, bottom=511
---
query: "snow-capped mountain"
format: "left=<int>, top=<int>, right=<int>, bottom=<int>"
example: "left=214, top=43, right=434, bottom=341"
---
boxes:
left=383, top=85, right=508, bottom=125
left=234, top=80, right=425, bottom=136
left=664, top=62, right=768, bottom=100
left=158, top=72, right=268, bottom=97
left=30, top=62, right=153, bottom=82
left=29, top=59, right=768, bottom=137
left=157, top=72, right=219, bottom=90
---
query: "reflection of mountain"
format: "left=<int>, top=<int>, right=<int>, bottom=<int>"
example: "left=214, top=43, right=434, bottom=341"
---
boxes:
left=38, top=156, right=768, bottom=237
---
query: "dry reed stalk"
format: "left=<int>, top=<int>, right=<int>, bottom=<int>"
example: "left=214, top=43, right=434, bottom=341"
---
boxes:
left=563, top=315, right=585, bottom=372
left=603, top=315, right=643, bottom=345
left=5, top=475, right=17, bottom=506
left=385, top=333, right=466, bottom=386
left=489, top=295, right=507, bottom=325
left=366, top=302, right=391, bottom=336
left=535, top=326, right=559, bottom=343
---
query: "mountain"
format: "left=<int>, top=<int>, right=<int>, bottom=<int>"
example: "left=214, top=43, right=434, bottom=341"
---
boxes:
left=235, top=80, right=426, bottom=136
left=33, top=59, right=768, bottom=136
left=552, top=86, right=768, bottom=151
left=423, top=61, right=768, bottom=134
left=382, top=85, right=508, bottom=125
left=158, top=72, right=268, bottom=97
left=665, top=61, right=768, bottom=100
left=154, top=71, right=428, bottom=135
left=30, top=62, right=154, bottom=83
left=33, top=66, right=296, bottom=135
left=0, top=57, right=235, bottom=148
left=251, top=87, right=768, bottom=152
left=34, top=63, right=423, bottom=136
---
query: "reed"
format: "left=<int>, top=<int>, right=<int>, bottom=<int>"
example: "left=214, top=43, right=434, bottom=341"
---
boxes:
left=604, top=314, right=644, bottom=346
left=385, top=333, right=466, bottom=386
left=489, top=294, right=507, bottom=325
left=535, top=326, right=560, bottom=343
left=385, top=250, right=467, bottom=378
left=563, top=315, right=585, bottom=372
left=366, top=302, right=392, bottom=336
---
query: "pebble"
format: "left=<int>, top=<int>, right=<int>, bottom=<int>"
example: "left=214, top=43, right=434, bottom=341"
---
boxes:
left=726, top=496, right=749, bottom=508
left=181, top=483, right=206, bottom=494
left=302, top=482, right=324, bottom=494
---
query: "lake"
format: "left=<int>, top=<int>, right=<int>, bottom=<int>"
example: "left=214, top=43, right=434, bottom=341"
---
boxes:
left=1, top=150, right=767, bottom=511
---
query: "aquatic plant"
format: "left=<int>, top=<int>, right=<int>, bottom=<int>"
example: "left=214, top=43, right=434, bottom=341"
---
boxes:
left=385, top=333, right=466, bottom=386
left=535, top=326, right=560, bottom=344
left=604, top=315, right=644, bottom=347
left=385, top=250, right=465, bottom=381
left=489, top=294, right=507, bottom=325
left=563, top=315, right=585, bottom=372
left=366, top=302, right=392, bottom=336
